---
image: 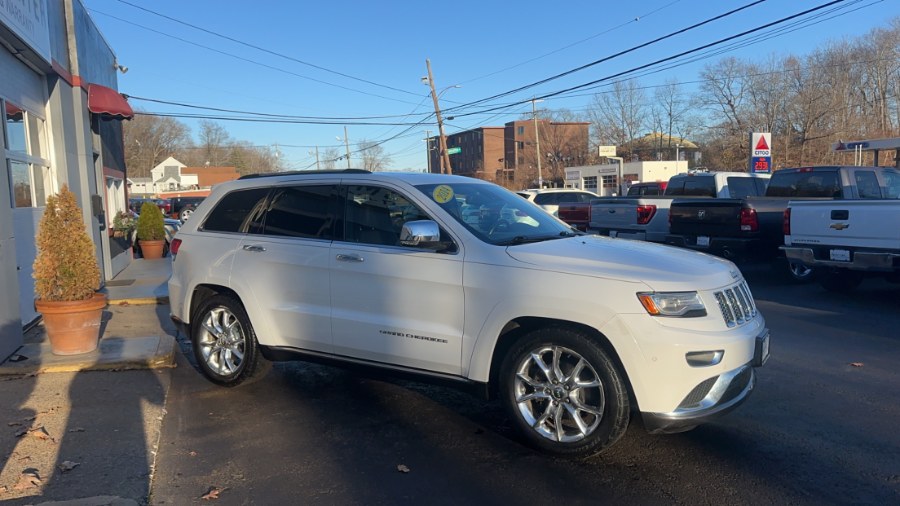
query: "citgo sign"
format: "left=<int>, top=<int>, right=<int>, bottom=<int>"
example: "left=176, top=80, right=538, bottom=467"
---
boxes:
left=750, top=132, right=772, bottom=174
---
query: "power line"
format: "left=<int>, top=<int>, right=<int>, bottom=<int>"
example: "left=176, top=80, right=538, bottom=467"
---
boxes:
left=112, top=0, right=421, bottom=98
left=88, top=8, right=426, bottom=106
left=444, top=0, right=768, bottom=114
left=134, top=111, right=427, bottom=126
left=448, top=0, right=856, bottom=119
left=459, top=0, right=684, bottom=85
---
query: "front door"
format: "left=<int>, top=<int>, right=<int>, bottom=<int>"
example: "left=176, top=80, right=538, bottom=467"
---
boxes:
left=330, top=184, right=465, bottom=375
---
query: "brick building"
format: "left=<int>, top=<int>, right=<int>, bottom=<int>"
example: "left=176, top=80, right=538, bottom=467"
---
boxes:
left=428, top=120, right=590, bottom=188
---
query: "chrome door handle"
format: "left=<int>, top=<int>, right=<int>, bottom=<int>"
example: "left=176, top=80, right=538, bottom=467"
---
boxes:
left=336, top=254, right=364, bottom=263
left=242, top=245, right=266, bottom=252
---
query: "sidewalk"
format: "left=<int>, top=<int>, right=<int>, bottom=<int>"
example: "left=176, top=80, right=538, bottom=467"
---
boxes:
left=0, top=258, right=179, bottom=505
left=0, top=258, right=177, bottom=376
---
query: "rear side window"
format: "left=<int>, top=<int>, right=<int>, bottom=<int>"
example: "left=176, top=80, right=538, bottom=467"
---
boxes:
left=262, top=185, right=341, bottom=239
left=883, top=170, right=900, bottom=199
left=854, top=171, right=881, bottom=199
left=201, top=188, right=270, bottom=233
left=766, top=171, right=842, bottom=197
left=682, top=178, right=716, bottom=197
left=726, top=177, right=766, bottom=198
left=533, top=193, right=556, bottom=205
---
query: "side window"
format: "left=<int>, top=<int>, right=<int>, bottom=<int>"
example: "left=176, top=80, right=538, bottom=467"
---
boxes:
left=533, top=193, right=552, bottom=205
left=883, top=170, right=900, bottom=199
left=665, top=180, right=684, bottom=195
left=755, top=178, right=769, bottom=196
left=854, top=171, right=881, bottom=199
left=201, top=187, right=270, bottom=233
left=262, top=185, right=340, bottom=239
left=344, top=185, right=429, bottom=247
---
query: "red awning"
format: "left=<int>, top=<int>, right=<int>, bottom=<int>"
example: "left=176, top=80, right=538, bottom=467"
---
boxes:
left=87, top=84, right=134, bottom=120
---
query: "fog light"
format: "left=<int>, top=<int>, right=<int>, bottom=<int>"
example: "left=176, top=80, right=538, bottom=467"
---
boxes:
left=686, top=350, right=724, bottom=367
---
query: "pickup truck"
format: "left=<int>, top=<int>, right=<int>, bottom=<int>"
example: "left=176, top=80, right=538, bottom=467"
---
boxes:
left=781, top=199, right=900, bottom=292
left=665, top=166, right=900, bottom=280
left=558, top=172, right=770, bottom=241
left=167, top=196, right=206, bottom=221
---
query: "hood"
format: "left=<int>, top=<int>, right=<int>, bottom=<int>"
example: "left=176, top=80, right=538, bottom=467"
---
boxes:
left=505, top=235, right=740, bottom=292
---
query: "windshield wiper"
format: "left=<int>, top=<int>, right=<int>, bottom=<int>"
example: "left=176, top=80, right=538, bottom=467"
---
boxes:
left=497, top=234, right=568, bottom=246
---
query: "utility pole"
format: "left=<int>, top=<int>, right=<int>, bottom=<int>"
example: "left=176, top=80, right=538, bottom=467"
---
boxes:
left=424, top=129, right=432, bottom=173
left=532, top=98, right=544, bottom=188
left=343, top=126, right=351, bottom=169
left=426, top=59, right=452, bottom=174
left=310, top=146, right=320, bottom=170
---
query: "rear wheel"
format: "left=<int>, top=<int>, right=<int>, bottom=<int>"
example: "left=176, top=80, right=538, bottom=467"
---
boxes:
left=819, top=269, right=864, bottom=293
left=179, top=206, right=194, bottom=221
left=499, top=327, right=630, bottom=457
left=192, top=294, right=270, bottom=386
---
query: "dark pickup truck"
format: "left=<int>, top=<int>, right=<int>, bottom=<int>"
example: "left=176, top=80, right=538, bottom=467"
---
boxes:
left=665, top=166, right=900, bottom=279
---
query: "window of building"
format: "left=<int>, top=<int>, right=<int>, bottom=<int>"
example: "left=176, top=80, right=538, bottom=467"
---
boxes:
left=517, top=126, right=524, bottom=135
left=602, top=175, right=617, bottom=188
left=583, top=176, right=598, bottom=192
left=3, top=100, right=52, bottom=208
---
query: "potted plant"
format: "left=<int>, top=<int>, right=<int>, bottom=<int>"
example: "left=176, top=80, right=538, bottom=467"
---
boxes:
left=111, top=210, right=135, bottom=238
left=33, top=185, right=106, bottom=355
left=136, top=201, right=166, bottom=259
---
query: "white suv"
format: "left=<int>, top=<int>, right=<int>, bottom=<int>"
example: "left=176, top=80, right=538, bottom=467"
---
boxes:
left=516, top=188, right=598, bottom=216
left=169, top=170, right=769, bottom=456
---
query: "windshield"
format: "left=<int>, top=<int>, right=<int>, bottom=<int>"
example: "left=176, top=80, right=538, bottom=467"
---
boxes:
left=415, top=183, right=575, bottom=245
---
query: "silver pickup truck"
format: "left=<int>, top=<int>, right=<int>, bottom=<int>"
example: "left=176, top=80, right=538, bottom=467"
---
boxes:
left=782, top=197, right=900, bottom=292
left=589, top=172, right=770, bottom=242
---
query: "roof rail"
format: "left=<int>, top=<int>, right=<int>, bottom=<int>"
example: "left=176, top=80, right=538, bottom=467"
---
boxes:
left=238, top=169, right=371, bottom=180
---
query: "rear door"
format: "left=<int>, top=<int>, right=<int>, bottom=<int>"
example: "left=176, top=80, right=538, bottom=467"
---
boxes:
left=330, top=183, right=465, bottom=375
left=230, top=183, right=341, bottom=353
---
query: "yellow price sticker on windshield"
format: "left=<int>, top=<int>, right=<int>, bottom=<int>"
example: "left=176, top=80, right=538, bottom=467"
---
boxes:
left=433, top=185, right=454, bottom=204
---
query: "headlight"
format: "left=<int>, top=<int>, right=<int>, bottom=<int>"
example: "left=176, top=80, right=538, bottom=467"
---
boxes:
left=637, top=292, right=706, bottom=317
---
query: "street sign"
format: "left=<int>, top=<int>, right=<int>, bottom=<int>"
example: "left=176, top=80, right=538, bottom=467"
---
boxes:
left=598, top=145, right=617, bottom=157
left=749, top=132, right=772, bottom=173
left=447, top=147, right=461, bottom=155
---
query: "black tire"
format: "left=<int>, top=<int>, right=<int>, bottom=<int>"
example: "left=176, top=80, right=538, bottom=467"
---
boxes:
left=192, top=294, right=271, bottom=387
left=819, top=269, right=864, bottom=293
left=499, top=327, right=630, bottom=457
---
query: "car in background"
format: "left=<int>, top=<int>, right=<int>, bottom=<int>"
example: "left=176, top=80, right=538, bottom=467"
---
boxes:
left=130, top=210, right=181, bottom=258
left=129, top=197, right=171, bottom=216
left=516, top=188, right=599, bottom=216
left=168, top=196, right=206, bottom=221
left=626, top=181, right=668, bottom=196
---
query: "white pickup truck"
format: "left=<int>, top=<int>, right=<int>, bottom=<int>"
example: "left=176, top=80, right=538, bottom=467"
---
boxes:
left=782, top=199, right=900, bottom=292
left=587, top=172, right=770, bottom=242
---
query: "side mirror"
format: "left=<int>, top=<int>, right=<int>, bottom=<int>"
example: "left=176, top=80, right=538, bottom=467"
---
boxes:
left=400, top=220, right=441, bottom=247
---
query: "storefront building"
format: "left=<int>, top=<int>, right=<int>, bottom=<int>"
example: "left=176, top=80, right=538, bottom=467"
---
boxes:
left=0, top=0, right=132, bottom=361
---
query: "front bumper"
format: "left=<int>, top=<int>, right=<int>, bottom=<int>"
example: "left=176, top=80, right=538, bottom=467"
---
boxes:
left=641, top=328, right=768, bottom=434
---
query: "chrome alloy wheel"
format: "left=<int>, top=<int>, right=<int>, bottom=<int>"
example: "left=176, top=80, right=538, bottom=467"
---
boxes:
left=514, top=345, right=605, bottom=443
left=198, top=306, right=246, bottom=376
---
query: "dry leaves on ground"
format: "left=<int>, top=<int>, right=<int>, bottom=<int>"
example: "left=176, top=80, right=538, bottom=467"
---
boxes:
left=850, top=362, right=864, bottom=367
left=201, top=486, right=226, bottom=500
left=29, top=426, right=54, bottom=442
left=397, top=464, right=410, bottom=473
left=68, top=427, right=86, bottom=433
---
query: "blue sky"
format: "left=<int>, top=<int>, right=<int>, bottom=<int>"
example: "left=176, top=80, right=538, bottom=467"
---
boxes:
left=83, top=0, right=897, bottom=171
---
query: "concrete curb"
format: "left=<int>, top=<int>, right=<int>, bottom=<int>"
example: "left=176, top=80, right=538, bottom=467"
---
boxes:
left=0, top=335, right=177, bottom=376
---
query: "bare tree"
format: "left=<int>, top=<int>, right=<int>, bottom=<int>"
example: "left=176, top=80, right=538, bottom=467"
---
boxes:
left=588, top=80, right=647, bottom=160
left=197, top=121, right=232, bottom=166
left=124, top=113, right=192, bottom=178
left=320, top=148, right=342, bottom=170
left=358, top=140, right=392, bottom=171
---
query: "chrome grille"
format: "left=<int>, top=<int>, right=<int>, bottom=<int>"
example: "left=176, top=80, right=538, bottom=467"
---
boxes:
left=714, top=281, right=757, bottom=327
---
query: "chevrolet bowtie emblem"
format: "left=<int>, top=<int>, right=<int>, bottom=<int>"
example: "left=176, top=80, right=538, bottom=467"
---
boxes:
left=830, top=223, right=850, bottom=230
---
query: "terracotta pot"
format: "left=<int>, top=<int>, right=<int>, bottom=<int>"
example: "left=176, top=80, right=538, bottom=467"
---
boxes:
left=139, top=239, right=166, bottom=259
left=35, top=293, right=107, bottom=355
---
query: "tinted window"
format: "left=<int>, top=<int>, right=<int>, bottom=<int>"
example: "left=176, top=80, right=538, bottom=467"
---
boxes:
left=854, top=171, right=881, bottom=199
left=726, top=177, right=765, bottom=198
left=664, top=180, right=685, bottom=195
left=202, top=188, right=270, bottom=233
left=682, top=178, right=716, bottom=197
left=533, top=193, right=555, bottom=205
left=344, top=185, right=430, bottom=247
left=263, top=185, right=340, bottom=239
left=766, top=171, right=842, bottom=198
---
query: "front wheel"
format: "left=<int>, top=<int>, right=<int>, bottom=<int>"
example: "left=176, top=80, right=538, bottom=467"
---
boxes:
left=499, top=327, right=630, bottom=457
left=192, top=294, right=271, bottom=387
